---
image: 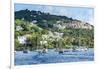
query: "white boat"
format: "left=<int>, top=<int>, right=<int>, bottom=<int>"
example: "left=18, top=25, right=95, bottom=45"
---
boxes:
left=75, top=47, right=88, bottom=52
left=36, top=48, right=48, bottom=54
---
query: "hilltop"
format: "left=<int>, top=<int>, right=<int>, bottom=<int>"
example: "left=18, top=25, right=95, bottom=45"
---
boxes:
left=15, top=9, right=93, bottom=30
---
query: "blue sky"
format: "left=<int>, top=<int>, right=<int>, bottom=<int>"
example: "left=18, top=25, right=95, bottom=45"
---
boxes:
left=15, top=3, right=94, bottom=25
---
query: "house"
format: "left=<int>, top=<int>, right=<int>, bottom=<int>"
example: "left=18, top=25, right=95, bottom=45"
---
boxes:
left=32, top=20, right=37, bottom=24
left=17, top=34, right=31, bottom=44
left=53, top=23, right=66, bottom=29
left=18, top=36, right=27, bottom=44
left=16, top=26, right=23, bottom=31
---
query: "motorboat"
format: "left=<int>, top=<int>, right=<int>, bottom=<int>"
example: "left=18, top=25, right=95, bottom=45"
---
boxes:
left=73, top=47, right=88, bottom=52
left=23, top=50, right=28, bottom=53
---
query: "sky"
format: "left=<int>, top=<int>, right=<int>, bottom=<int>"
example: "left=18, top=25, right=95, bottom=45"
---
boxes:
left=15, top=3, right=94, bottom=25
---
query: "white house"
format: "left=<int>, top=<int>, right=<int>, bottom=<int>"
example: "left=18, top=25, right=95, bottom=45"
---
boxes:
left=32, top=20, right=37, bottom=23
left=40, top=41, right=47, bottom=45
left=17, top=34, right=31, bottom=44
left=18, top=36, right=27, bottom=44
left=16, top=26, right=23, bottom=31
left=53, top=23, right=66, bottom=29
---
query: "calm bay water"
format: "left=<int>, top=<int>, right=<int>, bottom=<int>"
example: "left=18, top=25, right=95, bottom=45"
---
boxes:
left=15, top=48, right=94, bottom=65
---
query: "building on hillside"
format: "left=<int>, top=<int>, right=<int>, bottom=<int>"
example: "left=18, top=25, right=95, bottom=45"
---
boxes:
left=17, top=34, right=31, bottom=44
left=16, top=26, right=23, bottom=31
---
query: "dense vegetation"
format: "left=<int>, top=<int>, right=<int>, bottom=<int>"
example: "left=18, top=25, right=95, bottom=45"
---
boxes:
left=15, top=9, right=94, bottom=51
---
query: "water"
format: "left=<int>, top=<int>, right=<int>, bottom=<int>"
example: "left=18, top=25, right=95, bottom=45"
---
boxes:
left=15, top=48, right=94, bottom=65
